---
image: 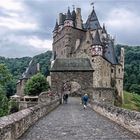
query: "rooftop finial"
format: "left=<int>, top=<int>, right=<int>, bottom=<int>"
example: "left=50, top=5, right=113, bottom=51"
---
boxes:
left=72, top=5, right=75, bottom=10
left=91, top=2, right=94, bottom=9
left=68, top=6, right=70, bottom=10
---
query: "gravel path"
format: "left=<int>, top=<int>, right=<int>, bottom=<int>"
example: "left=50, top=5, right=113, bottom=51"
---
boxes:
left=19, top=97, right=140, bottom=140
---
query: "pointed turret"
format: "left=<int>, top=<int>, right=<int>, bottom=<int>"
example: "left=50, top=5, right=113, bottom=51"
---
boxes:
left=53, top=20, right=58, bottom=31
left=72, top=8, right=76, bottom=20
left=71, top=5, right=76, bottom=27
left=66, top=7, right=72, bottom=20
left=102, top=24, right=107, bottom=34
left=53, top=20, right=58, bottom=36
left=85, top=6, right=101, bottom=30
left=91, top=29, right=103, bottom=56
left=92, top=29, right=102, bottom=46
left=64, top=7, right=73, bottom=27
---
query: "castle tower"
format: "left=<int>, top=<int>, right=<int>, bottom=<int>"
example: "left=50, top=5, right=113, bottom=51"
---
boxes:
left=64, top=8, right=73, bottom=27
left=91, top=29, right=103, bottom=56
left=75, top=8, right=83, bottom=29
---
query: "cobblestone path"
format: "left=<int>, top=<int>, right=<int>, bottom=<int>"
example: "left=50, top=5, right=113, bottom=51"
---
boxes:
left=19, top=97, right=140, bottom=140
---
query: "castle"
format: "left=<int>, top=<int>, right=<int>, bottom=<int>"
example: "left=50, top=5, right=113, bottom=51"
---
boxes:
left=51, top=5, right=124, bottom=103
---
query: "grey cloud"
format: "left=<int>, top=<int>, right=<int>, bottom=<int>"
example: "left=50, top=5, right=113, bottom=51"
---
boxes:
left=0, top=42, right=47, bottom=58
left=1, top=0, right=140, bottom=58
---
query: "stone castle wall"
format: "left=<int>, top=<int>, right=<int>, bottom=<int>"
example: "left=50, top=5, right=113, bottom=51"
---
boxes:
left=53, top=26, right=85, bottom=58
left=92, top=56, right=111, bottom=87
left=51, top=71, right=93, bottom=96
left=90, top=101, right=140, bottom=136
left=0, top=98, right=60, bottom=140
left=92, top=87, right=114, bottom=104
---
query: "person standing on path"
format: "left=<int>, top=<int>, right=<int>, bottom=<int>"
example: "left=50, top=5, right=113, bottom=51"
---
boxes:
left=82, top=94, right=89, bottom=109
left=63, top=93, right=68, bottom=104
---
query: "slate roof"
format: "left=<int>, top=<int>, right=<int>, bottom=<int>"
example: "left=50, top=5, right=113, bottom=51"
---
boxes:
left=85, top=8, right=101, bottom=30
left=104, top=40, right=118, bottom=64
left=53, top=20, right=58, bottom=31
left=92, top=29, right=102, bottom=46
left=50, top=58, right=94, bottom=72
left=22, top=59, right=38, bottom=79
left=66, top=8, right=72, bottom=20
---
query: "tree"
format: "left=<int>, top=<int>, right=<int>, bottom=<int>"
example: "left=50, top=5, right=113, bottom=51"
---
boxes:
left=0, top=85, right=9, bottom=117
left=129, top=84, right=140, bottom=95
left=24, top=73, right=49, bottom=96
left=0, top=64, right=12, bottom=86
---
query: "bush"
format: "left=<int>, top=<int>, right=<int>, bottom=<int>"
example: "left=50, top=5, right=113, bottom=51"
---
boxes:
left=9, top=100, right=19, bottom=114
left=24, top=73, right=49, bottom=96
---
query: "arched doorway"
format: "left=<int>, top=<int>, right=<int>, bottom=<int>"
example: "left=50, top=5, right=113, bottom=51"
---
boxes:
left=50, top=58, right=94, bottom=100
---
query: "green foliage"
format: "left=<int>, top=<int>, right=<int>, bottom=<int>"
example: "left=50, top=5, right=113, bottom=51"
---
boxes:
left=9, top=100, right=19, bottom=114
left=0, top=64, right=12, bottom=86
left=115, top=45, right=140, bottom=95
left=24, top=73, right=49, bottom=96
left=0, top=57, right=31, bottom=80
left=0, top=86, right=9, bottom=117
left=33, top=51, right=52, bottom=76
left=121, top=91, right=140, bottom=111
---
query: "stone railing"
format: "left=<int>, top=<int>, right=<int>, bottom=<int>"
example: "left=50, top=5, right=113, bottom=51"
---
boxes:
left=0, top=98, right=60, bottom=140
left=90, top=101, right=140, bottom=137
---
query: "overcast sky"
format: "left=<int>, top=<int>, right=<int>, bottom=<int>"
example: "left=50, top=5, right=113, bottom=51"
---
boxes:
left=0, top=0, right=140, bottom=58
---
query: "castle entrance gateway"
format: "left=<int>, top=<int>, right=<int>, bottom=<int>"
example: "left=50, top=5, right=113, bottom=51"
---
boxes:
left=50, top=58, right=94, bottom=98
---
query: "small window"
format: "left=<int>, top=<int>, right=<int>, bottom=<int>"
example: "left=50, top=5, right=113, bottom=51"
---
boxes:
left=118, top=68, right=120, bottom=73
left=111, top=69, right=113, bottom=73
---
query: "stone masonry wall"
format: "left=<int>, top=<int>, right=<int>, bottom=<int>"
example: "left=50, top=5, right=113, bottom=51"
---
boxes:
left=90, top=101, right=140, bottom=136
left=0, top=98, right=60, bottom=140
left=51, top=71, right=93, bottom=97
left=92, top=87, right=114, bottom=104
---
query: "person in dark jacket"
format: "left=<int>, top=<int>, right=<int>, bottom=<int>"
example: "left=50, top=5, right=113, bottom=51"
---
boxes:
left=82, top=94, right=89, bottom=109
left=63, top=93, right=68, bottom=104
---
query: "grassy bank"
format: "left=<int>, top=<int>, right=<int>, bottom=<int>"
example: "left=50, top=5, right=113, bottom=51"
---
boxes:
left=121, top=91, right=140, bottom=112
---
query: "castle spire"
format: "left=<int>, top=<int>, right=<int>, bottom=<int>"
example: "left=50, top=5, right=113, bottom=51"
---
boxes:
left=66, top=7, right=72, bottom=20
left=92, top=28, right=102, bottom=46
left=102, top=23, right=107, bottom=34
left=85, top=3, right=101, bottom=30
left=53, top=19, right=58, bottom=31
left=72, top=5, right=76, bottom=25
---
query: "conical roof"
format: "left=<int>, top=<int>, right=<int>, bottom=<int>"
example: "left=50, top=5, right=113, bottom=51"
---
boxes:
left=66, top=8, right=72, bottom=20
left=53, top=20, right=58, bottom=31
left=92, top=29, right=102, bottom=46
left=85, top=7, right=101, bottom=30
left=72, top=9, right=76, bottom=21
left=102, top=24, right=107, bottom=34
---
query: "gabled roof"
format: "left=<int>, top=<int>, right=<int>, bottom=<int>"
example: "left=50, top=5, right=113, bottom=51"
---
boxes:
left=85, top=7, right=101, bottom=30
left=92, top=29, right=102, bottom=46
left=50, top=58, right=94, bottom=72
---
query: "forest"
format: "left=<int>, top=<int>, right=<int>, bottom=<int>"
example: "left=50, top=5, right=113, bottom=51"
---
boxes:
left=0, top=46, right=140, bottom=96
left=0, top=46, right=140, bottom=95
left=115, top=45, right=140, bottom=94
left=0, top=46, right=140, bottom=116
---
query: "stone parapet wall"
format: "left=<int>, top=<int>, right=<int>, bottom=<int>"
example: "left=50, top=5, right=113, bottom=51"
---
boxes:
left=90, top=101, right=140, bottom=136
left=0, top=98, right=60, bottom=140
